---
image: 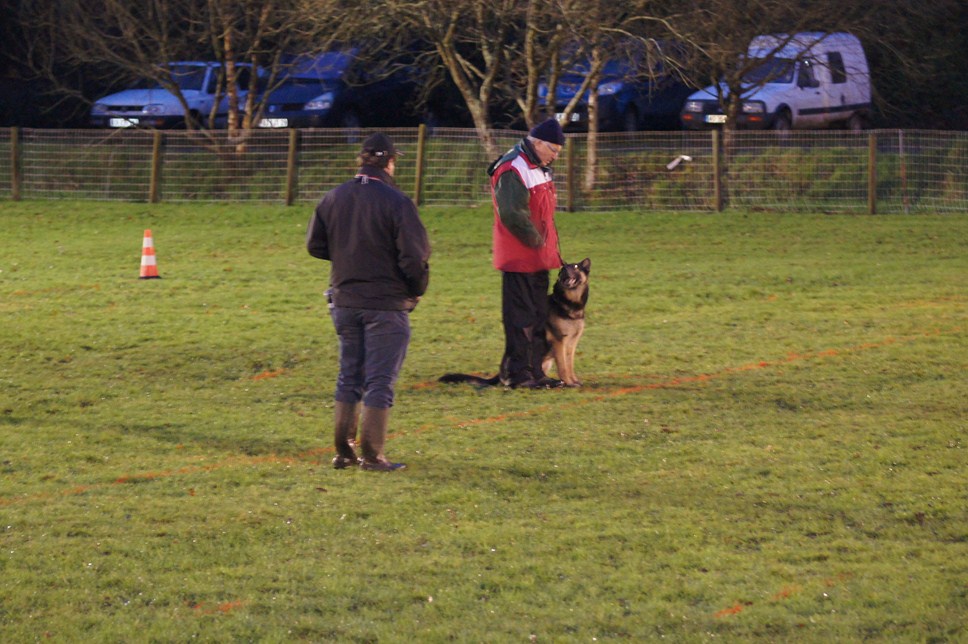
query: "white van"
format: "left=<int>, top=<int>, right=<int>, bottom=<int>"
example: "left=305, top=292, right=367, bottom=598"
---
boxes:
left=680, top=32, right=872, bottom=131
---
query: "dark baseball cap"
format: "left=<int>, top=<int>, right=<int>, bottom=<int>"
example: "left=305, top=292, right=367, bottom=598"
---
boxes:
left=361, top=132, right=403, bottom=157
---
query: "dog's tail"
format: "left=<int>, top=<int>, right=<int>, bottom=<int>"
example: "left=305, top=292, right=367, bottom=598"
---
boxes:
left=438, top=373, right=501, bottom=387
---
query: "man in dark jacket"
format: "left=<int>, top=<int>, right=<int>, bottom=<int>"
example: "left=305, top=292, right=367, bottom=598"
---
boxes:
left=487, top=118, right=565, bottom=388
left=307, top=132, right=430, bottom=471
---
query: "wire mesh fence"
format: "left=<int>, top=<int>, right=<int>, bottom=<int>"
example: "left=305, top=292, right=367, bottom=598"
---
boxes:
left=563, top=131, right=716, bottom=211
left=1, top=127, right=966, bottom=213
left=724, top=130, right=871, bottom=213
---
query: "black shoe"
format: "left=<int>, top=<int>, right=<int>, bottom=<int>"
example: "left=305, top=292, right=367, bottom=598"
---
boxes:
left=360, top=459, right=407, bottom=472
left=332, top=455, right=360, bottom=470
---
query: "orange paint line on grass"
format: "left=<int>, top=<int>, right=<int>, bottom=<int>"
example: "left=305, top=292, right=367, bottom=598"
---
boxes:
left=10, top=284, right=102, bottom=297
left=0, top=450, right=331, bottom=507
left=112, top=449, right=331, bottom=484
left=0, top=329, right=956, bottom=507
left=714, top=603, right=747, bottom=618
left=251, top=368, right=286, bottom=381
left=714, top=574, right=851, bottom=619
left=771, top=585, right=801, bottom=601
left=396, top=328, right=954, bottom=438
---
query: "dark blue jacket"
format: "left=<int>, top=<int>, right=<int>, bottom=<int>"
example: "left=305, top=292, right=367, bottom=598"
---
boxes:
left=307, top=165, right=430, bottom=310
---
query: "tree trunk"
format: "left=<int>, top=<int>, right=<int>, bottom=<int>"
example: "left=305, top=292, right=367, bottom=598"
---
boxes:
left=583, top=89, right=599, bottom=192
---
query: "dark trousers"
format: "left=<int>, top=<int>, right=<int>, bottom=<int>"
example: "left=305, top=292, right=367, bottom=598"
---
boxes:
left=331, top=307, right=411, bottom=409
left=499, top=271, right=551, bottom=384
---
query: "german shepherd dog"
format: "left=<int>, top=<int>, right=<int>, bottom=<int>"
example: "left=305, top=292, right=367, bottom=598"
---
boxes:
left=439, top=258, right=590, bottom=388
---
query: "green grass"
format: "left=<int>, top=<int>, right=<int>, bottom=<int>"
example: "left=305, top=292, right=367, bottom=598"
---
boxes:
left=1, top=200, right=965, bottom=642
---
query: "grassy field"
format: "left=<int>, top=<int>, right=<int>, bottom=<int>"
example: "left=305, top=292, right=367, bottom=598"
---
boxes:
left=0, top=200, right=965, bottom=642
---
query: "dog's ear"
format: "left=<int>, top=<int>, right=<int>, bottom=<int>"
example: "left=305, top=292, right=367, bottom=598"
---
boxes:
left=579, top=257, right=590, bottom=273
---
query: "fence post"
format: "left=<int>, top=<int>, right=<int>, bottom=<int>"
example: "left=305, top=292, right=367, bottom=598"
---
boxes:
left=285, top=128, right=300, bottom=206
left=413, top=124, right=426, bottom=206
left=566, top=136, right=576, bottom=212
left=148, top=130, right=164, bottom=203
left=10, top=127, right=21, bottom=201
left=899, top=130, right=909, bottom=213
left=868, top=132, right=877, bottom=215
left=712, top=129, right=723, bottom=212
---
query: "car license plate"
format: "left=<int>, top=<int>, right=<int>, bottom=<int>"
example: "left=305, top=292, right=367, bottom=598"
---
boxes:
left=554, top=112, right=581, bottom=123
left=109, top=118, right=138, bottom=128
left=705, top=114, right=727, bottom=124
left=258, top=118, right=288, bottom=128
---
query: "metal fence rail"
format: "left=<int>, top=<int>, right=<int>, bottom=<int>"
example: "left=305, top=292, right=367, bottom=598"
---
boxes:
left=2, top=127, right=966, bottom=213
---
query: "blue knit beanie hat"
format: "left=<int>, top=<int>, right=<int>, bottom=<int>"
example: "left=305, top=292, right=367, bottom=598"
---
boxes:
left=529, top=118, right=565, bottom=145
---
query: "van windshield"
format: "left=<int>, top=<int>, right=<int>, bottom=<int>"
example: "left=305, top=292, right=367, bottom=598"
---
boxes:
left=742, top=57, right=795, bottom=84
left=132, top=65, right=210, bottom=92
left=285, top=52, right=353, bottom=80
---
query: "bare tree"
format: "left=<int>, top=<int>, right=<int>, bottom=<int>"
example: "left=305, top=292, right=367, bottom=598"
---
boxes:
left=502, top=0, right=566, bottom=129
left=17, top=0, right=353, bottom=146
left=530, top=1, right=679, bottom=190
left=384, top=0, right=522, bottom=158
left=852, top=0, right=967, bottom=128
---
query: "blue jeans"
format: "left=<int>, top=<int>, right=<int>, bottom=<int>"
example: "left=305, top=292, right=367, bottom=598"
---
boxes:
left=331, top=307, right=411, bottom=409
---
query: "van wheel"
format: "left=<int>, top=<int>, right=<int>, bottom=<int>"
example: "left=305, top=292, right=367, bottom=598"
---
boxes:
left=183, top=111, right=201, bottom=130
left=847, top=113, right=866, bottom=131
left=772, top=110, right=792, bottom=131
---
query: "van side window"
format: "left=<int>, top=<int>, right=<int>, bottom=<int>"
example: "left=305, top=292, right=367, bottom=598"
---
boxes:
left=828, top=52, right=847, bottom=84
left=206, top=70, right=220, bottom=95
left=798, top=59, right=819, bottom=88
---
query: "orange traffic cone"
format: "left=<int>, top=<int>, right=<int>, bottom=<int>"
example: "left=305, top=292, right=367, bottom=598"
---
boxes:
left=139, top=229, right=161, bottom=279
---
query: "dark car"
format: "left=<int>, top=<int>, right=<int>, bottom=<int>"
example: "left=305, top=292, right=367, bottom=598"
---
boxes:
left=539, top=55, right=694, bottom=132
left=255, top=49, right=447, bottom=129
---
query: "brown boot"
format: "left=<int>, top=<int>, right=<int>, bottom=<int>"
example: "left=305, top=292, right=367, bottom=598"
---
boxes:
left=359, top=406, right=406, bottom=471
left=332, top=401, right=361, bottom=470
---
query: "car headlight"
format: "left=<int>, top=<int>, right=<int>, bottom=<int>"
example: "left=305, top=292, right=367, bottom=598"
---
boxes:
left=741, top=101, right=766, bottom=114
left=304, top=92, right=334, bottom=111
left=142, top=104, right=166, bottom=115
left=598, top=81, right=623, bottom=96
left=683, top=101, right=704, bottom=113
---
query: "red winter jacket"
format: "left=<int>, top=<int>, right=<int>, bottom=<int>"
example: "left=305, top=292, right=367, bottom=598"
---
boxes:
left=487, top=140, right=562, bottom=273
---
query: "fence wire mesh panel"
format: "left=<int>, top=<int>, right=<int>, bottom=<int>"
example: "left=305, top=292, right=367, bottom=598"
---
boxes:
left=20, top=129, right=155, bottom=201
left=297, top=128, right=425, bottom=204
left=1, top=127, right=966, bottom=213
left=875, top=130, right=968, bottom=214
left=724, top=130, right=870, bottom=213
left=566, top=131, right=715, bottom=212
left=159, top=130, right=290, bottom=203
left=0, top=129, right=10, bottom=195
left=299, top=128, right=528, bottom=206
left=417, top=128, right=514, bottom=206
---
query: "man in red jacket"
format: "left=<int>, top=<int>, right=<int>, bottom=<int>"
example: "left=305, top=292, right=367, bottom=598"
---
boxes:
left=307, top=133, right=431, bottom=471
left=486, top=118, right=566, bottom=389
